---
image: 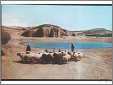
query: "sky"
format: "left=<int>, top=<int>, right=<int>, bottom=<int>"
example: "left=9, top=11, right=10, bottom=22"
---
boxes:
left=2, top=5, right=112, bottom=31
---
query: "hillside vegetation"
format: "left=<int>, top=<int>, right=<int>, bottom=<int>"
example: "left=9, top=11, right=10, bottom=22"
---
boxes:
left=85, top=34, right=112, bottom=37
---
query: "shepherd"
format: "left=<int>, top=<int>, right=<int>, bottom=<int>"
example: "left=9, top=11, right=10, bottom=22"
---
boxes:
left=71, top=43, right=75, bottom=52
left=26, top=44, right=31, bottom=54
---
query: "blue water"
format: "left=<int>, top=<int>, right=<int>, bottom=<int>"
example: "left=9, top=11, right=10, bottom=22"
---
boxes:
left=28, top=41, right=112, bottom=49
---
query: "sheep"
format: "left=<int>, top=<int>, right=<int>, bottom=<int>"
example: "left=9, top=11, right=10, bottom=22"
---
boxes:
left=29, top=52, right=43, bottom=63
left=43, top=51, right=53, bottom=64
left=53, top=51, right=64, bottom=64
left=29, top=52, right=42, bottom=58
left=78, top=52, right=84, bottom=57
left=62, top=51, right=71, bottom=63
left=61, top=51, right=66, bottom=56
left=58, top=51, right=64, bottom=64
left=40, top=51, right=49, bottom=64
left=52, top=50, right=71, bottom=64
left=53, top=52, right=59, bottom=64
left=73, top=52, right=84, bottom=61
left=17, top=52, right=32, bottom=63
left=17, top=52, right=43, bottom=63
left=40, top=51, right=54, bottom=64
left=46, top=53, right=53, bottom=64
left=17, top=49, right=85, bottom=64
left=17, top=52, right=24, bottom=60
left=49, top=52, right=54, bottom=57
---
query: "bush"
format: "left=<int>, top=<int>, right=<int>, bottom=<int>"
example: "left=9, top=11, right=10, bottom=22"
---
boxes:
left=85, top=34, right=112, bottom=37
left=72, top=33, right=76, bottom=36
left=1, top=31, right=11, bottom=45
left=1, top=30, right=11, bottom=56
left=1, top=49, right=5, bottom=56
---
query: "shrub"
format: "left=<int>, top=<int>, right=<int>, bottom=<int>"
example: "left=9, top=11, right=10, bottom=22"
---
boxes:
left=72, top=33, right=76, bottom=36
left=85, top=34, right=112, bottom=37
left=1, top=30, right=11, bottom=56
left=1, top=31, right=11, bottom=45
left=1, top=49, right=5, bottom=56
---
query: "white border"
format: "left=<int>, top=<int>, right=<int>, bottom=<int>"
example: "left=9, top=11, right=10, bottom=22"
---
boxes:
left=1, top=81, right=112, bottom=84
left=1, top=1, right=112, bottom=84
left=1, top=1, right=112, bottom=4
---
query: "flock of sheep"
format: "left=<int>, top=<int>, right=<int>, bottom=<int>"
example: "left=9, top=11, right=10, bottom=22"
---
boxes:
left=17, top=49, right=84, bottom=64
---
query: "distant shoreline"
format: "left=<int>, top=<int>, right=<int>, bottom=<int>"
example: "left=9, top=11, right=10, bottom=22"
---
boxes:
left=21, top=36, right=112, bottom=43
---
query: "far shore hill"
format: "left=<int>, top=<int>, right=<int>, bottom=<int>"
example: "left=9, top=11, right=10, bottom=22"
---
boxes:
left=1, top=24, right=112, bottom=39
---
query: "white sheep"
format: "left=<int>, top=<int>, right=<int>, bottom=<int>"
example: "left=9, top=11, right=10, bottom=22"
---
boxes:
left=33, top=52, right=42, bottom=57
left=62, top=51, right=71, bottom=62
left=17, top=52, right=43, bottom=63
left=77, top=52, right=84, bottom=58
left=43, top=51, right=50, bottom=56
left=73, top=52, right=84, bottom=61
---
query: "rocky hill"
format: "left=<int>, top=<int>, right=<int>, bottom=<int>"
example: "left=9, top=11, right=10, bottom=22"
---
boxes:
left=2, top=25, right=111, bottom=37
left=21, top=24, right=68, bottom=37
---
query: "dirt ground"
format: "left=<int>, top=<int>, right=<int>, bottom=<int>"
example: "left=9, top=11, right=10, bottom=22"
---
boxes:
left=2, top=46, right=112, bottom=80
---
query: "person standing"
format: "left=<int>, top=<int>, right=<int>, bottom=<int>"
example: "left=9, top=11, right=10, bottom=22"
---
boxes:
left=26, top=44, right=31, bottom=54
left=71, top=43, right=75, bottom=52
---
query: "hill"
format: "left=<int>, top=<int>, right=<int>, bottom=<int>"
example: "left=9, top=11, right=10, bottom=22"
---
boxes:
left=21, top=24, right=68, bottom=37
left=83, top=28, right=112, bottom=35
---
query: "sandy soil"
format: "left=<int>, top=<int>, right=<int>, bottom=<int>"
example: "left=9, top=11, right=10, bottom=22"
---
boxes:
left=2, top=46, right=112, bottom=79
left=2, top=45, right=112, bottom=80
left=1, top=28, right=112, bottom=80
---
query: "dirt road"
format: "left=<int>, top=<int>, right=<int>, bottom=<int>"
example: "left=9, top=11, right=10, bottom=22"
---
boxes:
left=2, top=47, right=112, bottom=80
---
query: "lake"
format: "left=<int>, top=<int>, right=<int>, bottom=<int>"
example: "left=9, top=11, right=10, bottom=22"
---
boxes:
left=28, top=41, right=112, bottom=49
